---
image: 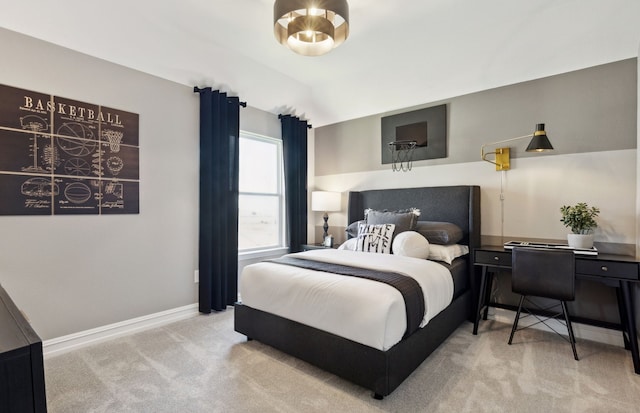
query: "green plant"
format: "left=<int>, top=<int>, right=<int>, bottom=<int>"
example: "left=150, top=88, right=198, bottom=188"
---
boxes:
left=560, top=203, right=600, bottom=234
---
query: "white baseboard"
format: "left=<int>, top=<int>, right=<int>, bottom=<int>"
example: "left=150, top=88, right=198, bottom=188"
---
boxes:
left=490, top=307, right=625, bottom=348
left=43, top=303, right=199, bottom=358
left=42, top=304, right=625, bottom=359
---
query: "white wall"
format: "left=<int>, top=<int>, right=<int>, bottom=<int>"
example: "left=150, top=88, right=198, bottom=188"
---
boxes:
left=0, top=28, right=280, bottom=340
left=313, top=150, right=637, bottom=247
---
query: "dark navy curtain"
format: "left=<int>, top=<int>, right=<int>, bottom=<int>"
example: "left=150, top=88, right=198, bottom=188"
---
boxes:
left=195, top=87, right=244, bottom=313
left=279, top=114, right=310, bottom=253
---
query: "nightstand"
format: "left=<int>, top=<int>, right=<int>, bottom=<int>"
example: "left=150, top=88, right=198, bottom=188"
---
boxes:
left=301, top=243, right=334, bottom=251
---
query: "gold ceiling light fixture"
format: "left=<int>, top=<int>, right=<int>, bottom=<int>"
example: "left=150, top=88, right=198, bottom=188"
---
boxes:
left=274, top=0, right=349, bottom=56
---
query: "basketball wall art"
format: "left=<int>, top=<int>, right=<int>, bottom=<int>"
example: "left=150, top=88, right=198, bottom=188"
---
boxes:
left=0, top=84, right=139, bottom=215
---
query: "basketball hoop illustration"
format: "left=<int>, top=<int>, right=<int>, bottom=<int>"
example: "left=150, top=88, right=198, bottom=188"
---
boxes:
left=102, top=129, right=124, bottom=153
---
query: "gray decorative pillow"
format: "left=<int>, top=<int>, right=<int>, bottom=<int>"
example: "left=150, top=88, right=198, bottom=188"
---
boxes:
left=415, top=221, right=463, bottom=245
left=345, top=220, right=365, bottom=239
left=355, top=223, right=395, bottom=254
left=364, top=209, right=419, bottom=236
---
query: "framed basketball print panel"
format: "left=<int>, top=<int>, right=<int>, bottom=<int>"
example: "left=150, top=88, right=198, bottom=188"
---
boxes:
left=0, top=84, right=140, bottom=215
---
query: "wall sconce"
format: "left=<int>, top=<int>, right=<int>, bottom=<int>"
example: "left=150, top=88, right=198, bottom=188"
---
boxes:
left=311, top=191, right=341, bottom=238
left=480, top=124, right=554, bottom=171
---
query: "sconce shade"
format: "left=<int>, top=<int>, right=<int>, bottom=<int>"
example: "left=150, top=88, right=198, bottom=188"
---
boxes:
left=311, top=191, right=341, bottom=212
left=274, top=0, right=349, bottom=56
left=525, top=123, right=554, bottom=152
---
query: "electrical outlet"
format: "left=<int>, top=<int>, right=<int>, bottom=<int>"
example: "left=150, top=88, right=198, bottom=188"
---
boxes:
left=194, top=270, right=199, bottom=283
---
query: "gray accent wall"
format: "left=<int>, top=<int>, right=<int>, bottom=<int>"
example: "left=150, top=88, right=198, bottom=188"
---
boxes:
left=315, top=59, right=637, bottom=176
left=0, top=28, right=279, bottom=340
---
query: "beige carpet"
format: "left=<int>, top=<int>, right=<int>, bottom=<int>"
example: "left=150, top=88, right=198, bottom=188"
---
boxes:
left=45, top=309, right=640, bottom=412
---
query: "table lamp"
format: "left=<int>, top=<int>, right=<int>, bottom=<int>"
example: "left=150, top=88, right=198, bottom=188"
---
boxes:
left=311, top=191, right=341, bottom=239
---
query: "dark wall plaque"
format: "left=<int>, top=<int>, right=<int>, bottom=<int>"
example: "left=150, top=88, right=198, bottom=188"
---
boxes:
left=381, top=104, right=447, bottom=164
left=0, top=84, right=139, bottom=215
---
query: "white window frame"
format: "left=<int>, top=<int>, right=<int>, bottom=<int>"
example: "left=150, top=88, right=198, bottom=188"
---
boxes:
left=238, top=131, right=286, bottom=256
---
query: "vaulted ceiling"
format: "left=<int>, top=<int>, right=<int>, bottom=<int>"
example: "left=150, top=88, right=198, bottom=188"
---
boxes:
left=2, top=0, right=639, bottom=127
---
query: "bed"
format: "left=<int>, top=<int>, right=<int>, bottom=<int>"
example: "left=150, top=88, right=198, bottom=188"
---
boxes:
left=234, top=185, right=481, bottom=398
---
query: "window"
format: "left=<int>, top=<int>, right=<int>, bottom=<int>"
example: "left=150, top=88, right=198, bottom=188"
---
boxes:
left=238, top=132, right=285, bottom=251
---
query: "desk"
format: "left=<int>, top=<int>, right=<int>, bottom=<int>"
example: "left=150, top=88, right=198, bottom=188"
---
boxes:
left=473, top=245, right=640, bottom=374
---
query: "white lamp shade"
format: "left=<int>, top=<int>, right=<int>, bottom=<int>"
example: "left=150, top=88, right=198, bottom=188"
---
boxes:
left=311, top=191, right=341, bottom=212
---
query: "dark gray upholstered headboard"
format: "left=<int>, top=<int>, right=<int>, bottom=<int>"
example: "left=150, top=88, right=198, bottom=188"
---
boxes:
left=347, top=186, right=481, bottom=252
left=347, top=185, right=481, bottom=320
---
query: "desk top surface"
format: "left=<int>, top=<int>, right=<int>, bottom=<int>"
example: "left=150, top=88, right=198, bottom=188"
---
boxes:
left=477, top=244, right=639, bottom=264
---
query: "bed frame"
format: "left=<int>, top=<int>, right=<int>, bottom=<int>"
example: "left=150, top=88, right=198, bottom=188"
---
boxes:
left=234, top=185, right=481, bottom=398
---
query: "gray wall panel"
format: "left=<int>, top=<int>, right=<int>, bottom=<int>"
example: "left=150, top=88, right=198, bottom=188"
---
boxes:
left=315, top=59, right=637, bottom=176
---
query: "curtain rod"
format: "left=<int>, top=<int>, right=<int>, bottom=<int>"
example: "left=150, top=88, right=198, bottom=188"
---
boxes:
left=193, top=86, right=246, bottom=107
left=278, top=114, right=312, bottom=129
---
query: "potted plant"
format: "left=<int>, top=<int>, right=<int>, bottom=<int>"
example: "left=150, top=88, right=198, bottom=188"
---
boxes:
left=560, top=202, right=600, bottom=249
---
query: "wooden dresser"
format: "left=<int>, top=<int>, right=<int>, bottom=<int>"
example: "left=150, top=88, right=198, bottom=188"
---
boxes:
left=0, top=284, right=47, bottom=412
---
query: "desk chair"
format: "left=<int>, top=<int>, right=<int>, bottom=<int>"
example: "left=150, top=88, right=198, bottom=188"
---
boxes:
left=508, top=247, right=579, bottom=360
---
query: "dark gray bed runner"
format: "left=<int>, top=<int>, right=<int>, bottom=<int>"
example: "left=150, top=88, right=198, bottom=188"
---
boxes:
left=268, top=256, right=425, bottom=337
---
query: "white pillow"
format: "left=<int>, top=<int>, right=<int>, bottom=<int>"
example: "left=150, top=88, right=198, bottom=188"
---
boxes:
left=355, top=223, right=395, bottom=254
left=392, top=231, right=430, bottom=259
left=337, top=238, right=357, bottom=251
left=428, top=244, right=469, bottom=265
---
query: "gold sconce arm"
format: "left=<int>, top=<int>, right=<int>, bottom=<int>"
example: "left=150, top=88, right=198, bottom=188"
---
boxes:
left=480, top=134, right=531, bottom=171
left=480, top=124, right=553, bottom=171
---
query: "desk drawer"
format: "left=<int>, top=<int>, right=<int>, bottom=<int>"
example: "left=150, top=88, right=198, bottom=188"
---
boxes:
left=475, top=250, right=511, bottom=266
left=576, top=260, right=639, bottom=280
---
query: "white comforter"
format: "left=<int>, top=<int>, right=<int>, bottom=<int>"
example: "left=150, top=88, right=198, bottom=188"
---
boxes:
left=240, top=249, right=454, bottom=351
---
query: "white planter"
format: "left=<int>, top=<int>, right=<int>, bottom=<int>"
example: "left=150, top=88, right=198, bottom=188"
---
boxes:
left=567, top=233, right=594, bottom=249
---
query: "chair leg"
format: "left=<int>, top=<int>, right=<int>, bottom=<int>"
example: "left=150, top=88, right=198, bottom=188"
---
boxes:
left=509, top=295, right=525, bottom=345
left=561, top=301, right=579, bottom=361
